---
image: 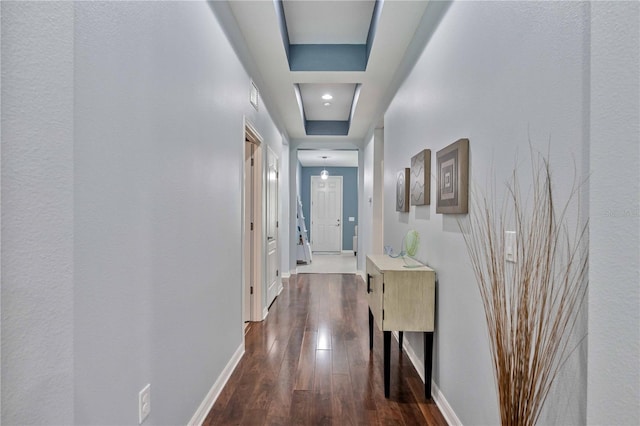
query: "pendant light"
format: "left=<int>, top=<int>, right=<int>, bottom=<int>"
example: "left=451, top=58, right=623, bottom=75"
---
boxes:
left=320, top=156, right=329, bottom=180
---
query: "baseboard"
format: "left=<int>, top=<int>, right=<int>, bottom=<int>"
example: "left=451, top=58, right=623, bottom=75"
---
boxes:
left=262, top=306, right=268, bottom=320
left=393, top=332, right=462, bottom=426
left=356, top=270, right=366, bottom=282
left=188, top=342, right=245, bottom=425
left=282, top=271, right=291, bottom=279
left=432, top=380, right=461, bottom=426
left=277, top=282, right=284, bottom=295
left=342, top=250, right=355, bottom=254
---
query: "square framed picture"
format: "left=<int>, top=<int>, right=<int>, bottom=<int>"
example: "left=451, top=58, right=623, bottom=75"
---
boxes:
left=436, top=138, right=469, bottom=214
left=396, top=168, right=410, bottom=212
left=410, top=149, right=431, bottom=206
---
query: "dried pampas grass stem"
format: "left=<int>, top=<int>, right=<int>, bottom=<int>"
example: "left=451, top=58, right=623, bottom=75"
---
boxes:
left=459, top=151, right=588, bottom=426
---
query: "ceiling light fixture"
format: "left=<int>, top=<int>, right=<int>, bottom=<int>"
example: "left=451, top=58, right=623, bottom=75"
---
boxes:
left=322, top=94, right=333, bottom=100
left=323, top=102, right=331, bottom=107
left=320, top=156, right=329, bottom=180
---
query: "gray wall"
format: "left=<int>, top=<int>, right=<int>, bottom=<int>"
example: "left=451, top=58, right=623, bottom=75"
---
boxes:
left=2, top=3, right=75, bottom=423
left=587, top=2, right=640, bottom=423
left=383, top=2, right=590, bottom=424
left=2, top=2, right=285, bottom=424
left=300, top=167, right=358, bottom=251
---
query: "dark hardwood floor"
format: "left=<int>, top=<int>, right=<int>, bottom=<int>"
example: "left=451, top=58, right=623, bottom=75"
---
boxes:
left=204, top=273, right=447, bottom=426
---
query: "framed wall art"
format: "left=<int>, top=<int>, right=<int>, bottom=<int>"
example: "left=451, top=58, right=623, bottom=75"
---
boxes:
left=436, top=138, right=469, bottom=214
left=410, top=149, right=431, bottom=206
left=396, top=168, right=410, bottom=212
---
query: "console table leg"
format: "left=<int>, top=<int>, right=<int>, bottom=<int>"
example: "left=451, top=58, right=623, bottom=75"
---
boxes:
left=399, top=331, right=404, bottom=352
left=368, top=308, right=374, bottom=351
left=384, top=331, right=391, bottom=398
left=424, top=331, right=434, bottom=399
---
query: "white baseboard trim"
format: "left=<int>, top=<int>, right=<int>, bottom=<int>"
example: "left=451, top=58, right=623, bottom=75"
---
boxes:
left=277, top=282, right=284, bottom=295
left=282, top=271, right=291, bottom=279
left=432, top=380, right=461, bottom=426
left=393, top=332, right=462, bottom=426
left=262, top=306, right=268, bottom=320
left=356, top=270, right=366, bottom=282
left=188, top=342, right=245, bottom=426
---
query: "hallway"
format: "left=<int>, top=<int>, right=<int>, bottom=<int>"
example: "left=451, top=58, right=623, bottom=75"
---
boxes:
left=205, top=274, right=446, bottom=425
left=296, top=253, right=357, bottom=274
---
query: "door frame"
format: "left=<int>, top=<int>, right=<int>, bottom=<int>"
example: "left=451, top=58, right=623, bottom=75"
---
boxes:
left=243, top=119, right=263, bottom=324
left=310, top=175, right=343, bottom=253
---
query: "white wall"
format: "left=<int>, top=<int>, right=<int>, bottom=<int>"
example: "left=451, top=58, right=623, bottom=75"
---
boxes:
left=383, top=2, right=591, bottom=424
left=1, top=3, right=75, bottom=423
left=588, top=2, right=640, bottom=424
left=2, top=2, right=285, bottom=424
left=359, top=134, right=374, bottom=276
left=359, top=127, right=384, bottom=275
left=279, top=141, right=290, bottom=278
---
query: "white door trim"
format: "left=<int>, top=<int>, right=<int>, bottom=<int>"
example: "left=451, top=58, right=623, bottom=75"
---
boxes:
left=242, top=118, right=263, bottom=323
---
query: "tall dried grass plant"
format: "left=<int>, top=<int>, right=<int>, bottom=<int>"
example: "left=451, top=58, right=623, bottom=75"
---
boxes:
left=459, top=152, right=588, bottom=426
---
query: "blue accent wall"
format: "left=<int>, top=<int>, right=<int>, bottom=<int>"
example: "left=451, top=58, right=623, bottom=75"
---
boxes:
left=301, top=167, right=358, bottom=251
left=289, top=44, right=367, bottom=71
left=305, top=120, right=350, bottom=136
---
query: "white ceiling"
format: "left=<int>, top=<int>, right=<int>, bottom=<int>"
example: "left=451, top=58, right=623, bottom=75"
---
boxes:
left=283, top=1, right=375, bottom=44
left=299, top=83, right=356, bottom=121
left=219, top=0, right=441, bottom=148
left=298, top=150, right=359, bottom=167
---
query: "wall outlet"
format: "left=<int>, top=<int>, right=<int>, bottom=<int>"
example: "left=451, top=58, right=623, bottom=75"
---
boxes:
left=139, top=384, right=151, bottom=424
left=505, top=231, right=517, bottom=263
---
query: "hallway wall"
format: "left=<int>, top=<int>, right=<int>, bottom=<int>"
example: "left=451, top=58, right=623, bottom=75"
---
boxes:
left=383, top=2, right=590, bottom=424
left=2, top=2, right=284, bottom=424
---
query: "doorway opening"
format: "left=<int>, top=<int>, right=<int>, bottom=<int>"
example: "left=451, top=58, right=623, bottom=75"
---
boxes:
left=243, top=121, right=263, bottom=328
left=296, top=149, right=358, bottom=274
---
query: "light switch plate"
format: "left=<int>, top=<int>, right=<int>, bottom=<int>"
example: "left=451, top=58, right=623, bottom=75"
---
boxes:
left=505, top=231, right=517, bottom=263
left=139, top=384, right=151, bottom=424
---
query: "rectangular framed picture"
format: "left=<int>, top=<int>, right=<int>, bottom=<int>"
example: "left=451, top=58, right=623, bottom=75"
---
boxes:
left=436, top=138, right=469, bottom=214
left=396, top=168, right=410, bottom=212
left=410, top=149, right=431, bottom=206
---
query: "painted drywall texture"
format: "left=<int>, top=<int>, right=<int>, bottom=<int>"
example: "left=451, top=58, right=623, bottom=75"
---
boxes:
left=74, top=2, right=282, bottom=424
left=383, top=2, right=589, bottom=424
left=360, top=135, right=375, bottom=274
left=3, top=2, right=285, bottom=424
left=1, top=3, right=75, bottom=424
left=588, top=2, right=640, bottom=423
left=301, top=167, right=358, bottom=251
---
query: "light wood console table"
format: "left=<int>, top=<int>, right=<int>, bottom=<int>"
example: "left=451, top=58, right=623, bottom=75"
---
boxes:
left=366, top=254, right=436, bottom=399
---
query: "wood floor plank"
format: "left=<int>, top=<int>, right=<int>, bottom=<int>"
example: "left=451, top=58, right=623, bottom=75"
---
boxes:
left=294, top=331, right=317, bottom=390
left=204, top=273, right=447, bottom=426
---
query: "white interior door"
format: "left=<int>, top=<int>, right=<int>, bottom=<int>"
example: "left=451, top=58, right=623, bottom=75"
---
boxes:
left=265, top=148, right=279, bottom=307
left=311, top=176, right=343, bottom=253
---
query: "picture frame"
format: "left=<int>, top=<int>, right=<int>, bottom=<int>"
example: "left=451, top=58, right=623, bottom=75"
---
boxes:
left=410, top=149, right=431, bottom=206
left=436, top=138, right=469, bottom=214
left=396, top=168, right=410, bottom=212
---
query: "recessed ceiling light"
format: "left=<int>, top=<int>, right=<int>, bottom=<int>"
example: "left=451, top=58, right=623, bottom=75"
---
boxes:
left=323, top=102, right=331, bottom=107
left=322, top=94, right=333, bottom=100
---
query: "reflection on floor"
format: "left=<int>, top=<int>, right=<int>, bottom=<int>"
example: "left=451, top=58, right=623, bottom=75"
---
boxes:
left=297, top=252, right=357, bottom=274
